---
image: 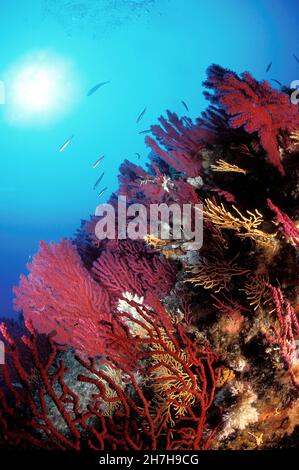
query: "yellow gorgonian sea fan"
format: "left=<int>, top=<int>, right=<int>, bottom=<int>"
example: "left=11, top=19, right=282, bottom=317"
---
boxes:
left=211, top=159, right=247, bottom=174
left=185, top=257, right=250, bottom=292
left=240, top=275, right=271, bottom=311
left=150, top=335, right=197, bottom=427
left=98, top=364, right=124, bottom=416
left=203, top=199, right=277, bottom=249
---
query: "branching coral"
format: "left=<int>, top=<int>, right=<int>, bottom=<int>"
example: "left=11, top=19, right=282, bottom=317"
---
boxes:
left=211, top=159, right=247, bottom=174
left=240, top=275, right=271, bottom=311
left=118, top=158, right=200, bottom=209
left=186, top=257, right=249, bottom=292
left=2, top=64, right=299, bottom=451
left=203, top=199, right=277, bottom=249
left=204, top=64, right=299, bottom=175
left=267, top=199, right=299, bottom=246
left=92, top=240, right=176, bottom=303
left=204, top=199, right=263, bottom=232
left=13, top=240, right=111, bottom=357
left=0, top=296, right=219, bottom=450
left=145, top=111, right=208, bottom=177
left=263, top=286, right=299, bottom=389
left=0, top=320, right=96, bottom=449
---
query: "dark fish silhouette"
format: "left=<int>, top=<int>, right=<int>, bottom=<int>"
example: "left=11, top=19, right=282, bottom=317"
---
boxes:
left=139, top=129, right=151, bottom=134
left=293, top=54, right=299, bottom=64
left=136, top=107, right=147, bottom=123
left=135, top=152, right=141, bottom=159
left=266, top=62, right=272, bottom=73
left=93, top=155, right=104, bottom=169
left=181, top=100, right=189, bottom=112
left=93, top=172, right=105, bottom=190
left=87, top=81, right=110, bottom=96
left=59, top=135, right=74, bottom=153
left=271, top=78, right=282, bottom=87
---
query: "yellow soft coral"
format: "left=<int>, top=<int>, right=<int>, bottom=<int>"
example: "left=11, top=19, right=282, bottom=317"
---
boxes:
left=203, top=199, right=277, bottom=249
left=186, top=258, right=249, bottom=292
left=211, top=159, right=247, bottom=174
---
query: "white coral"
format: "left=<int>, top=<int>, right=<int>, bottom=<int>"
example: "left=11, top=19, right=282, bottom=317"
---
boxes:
left=187, top=175, right=203, bottom=188
left=230, top=357, right=248, bottom=372
left=220, top=381, right=259, bottom=440
left=117, top=292, right=150, bottom=337
left=117, top=292, right=144, bottom=314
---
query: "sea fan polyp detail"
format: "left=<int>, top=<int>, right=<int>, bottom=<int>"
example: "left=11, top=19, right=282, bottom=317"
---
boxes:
left=1, top=64, right=299, bottom=450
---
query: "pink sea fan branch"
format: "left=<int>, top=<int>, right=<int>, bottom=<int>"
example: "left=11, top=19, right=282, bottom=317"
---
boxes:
left=267, top=199, right=299, bottom=245
left=264, top=285, right=299, bottom=388
left=145, top=111, right=208, bottom=177
left=14, top=240, right=111, bottom=357
left=1, top=296, right=219, bottom=450
left=92, top=240, right=176, bottom=302
left=204, top=64, right=299, bottom=175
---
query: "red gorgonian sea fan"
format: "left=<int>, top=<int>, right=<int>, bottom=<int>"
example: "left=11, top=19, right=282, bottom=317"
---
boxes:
left=263, top=285, right=299, bottom=389
left=203, top=64, right=299, bottom=175
left=92, top=239, right=177, bottom=303
left=3, top=64, right=298, bottom=451
left=0, top=296, right=219, bottom=450
left=13, top=240, right=111, bottom=357
left=267, top=198, right=299, bottom=245
left=145, top=112, right=208, bottom=177
left=13, top=237, right=178, bottom=356
left=117, top=159, right=200, bottom=207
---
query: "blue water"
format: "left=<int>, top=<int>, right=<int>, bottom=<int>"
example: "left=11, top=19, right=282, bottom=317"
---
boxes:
left=0, top=0, right=298, bottom=318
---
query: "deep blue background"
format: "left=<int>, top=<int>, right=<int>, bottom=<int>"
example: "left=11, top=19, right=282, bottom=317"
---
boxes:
left=0, top=0, right=298, bottom=318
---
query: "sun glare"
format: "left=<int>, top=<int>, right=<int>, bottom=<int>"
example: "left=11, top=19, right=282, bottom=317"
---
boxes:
left=5, top=51, right=80, bottom=125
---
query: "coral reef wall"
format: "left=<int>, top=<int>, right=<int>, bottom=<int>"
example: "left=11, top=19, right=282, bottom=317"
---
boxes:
left=0, top=65, right=298, bottom=450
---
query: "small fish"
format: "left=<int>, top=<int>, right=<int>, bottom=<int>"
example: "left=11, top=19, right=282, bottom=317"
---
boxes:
left=87, top=81, right=110, bottom=96
left=136, top=107, right=147, bottom=123
left=135, top=152, right=141, bottom=159
left=266, top=62, right=272, bottom=73
left=271, top=78, right=282, bottom=87
left=59, top=135, right=74, bottom=153
left=139, top=129, right=151, bottom=134
left=293, top=54, right=299, bottom=63
left=93, top=172, right=105, bottom=190
left=93, top=155, right=104, bottom=169
left=181, top=100, right=189, bottom=112
left=98, top=187, right=107, bottom=198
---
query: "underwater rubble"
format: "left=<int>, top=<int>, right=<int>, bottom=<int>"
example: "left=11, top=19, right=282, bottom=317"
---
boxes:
left=0, top=64, right=298, bottom=450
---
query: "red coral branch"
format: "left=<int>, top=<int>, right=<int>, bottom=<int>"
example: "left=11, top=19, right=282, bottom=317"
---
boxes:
left=1, top=296, right=219, bottom=450
left=264, top=285, right=299, bottom=388
left=92, top=240, right=176, bottom=303
left=14, top=240, right=111, bottom=357
left=145, top=112, right=207, bottom=177
left=0, top=321, right=82, bottom=449
left=204, top=64, right=299, bottom=175
left=101, top=295, right=219, bottom=450
left=118, top=159, right=199, bottom=207
left=211, top=293, right=251, bottom=317
left=267, top=199, right=299, bottom=245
